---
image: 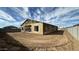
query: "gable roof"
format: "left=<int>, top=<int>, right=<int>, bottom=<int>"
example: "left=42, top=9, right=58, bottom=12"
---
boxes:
left=21, top=19, right=40, bottom=26
left=21, top=19, right=58, bottom=27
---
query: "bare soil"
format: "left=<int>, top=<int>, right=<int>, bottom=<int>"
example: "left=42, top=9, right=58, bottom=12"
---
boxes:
left=7, top=30, right=77, bottom=51
left=0, top=32, right=29, bottom=51
left=0, top=30, right=79, bottom=51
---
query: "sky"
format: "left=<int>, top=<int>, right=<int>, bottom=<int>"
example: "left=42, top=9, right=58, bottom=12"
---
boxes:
left=0, top=7, right=79, bottom=28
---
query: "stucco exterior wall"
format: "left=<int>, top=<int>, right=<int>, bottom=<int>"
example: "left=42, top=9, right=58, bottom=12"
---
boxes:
left=21, top=24, right=26, bottom=32
left=31, top=23, right=43, bottom=34
left=21, top=20, right=58, bottom=34
left=21, top=23, right=43, bottom=34
left=43, top=23, right=58, bottom=34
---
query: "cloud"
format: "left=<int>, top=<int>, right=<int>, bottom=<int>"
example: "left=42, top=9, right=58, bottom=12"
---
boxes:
left=0, top=10, right=16, bottom=22
left=10, top=7, right=30, bottom=19
left=0, top=7, right=79, bottom=28
left=0, top=20, right=22, bottom=28
left=0, top=7, right=30, bottom=28
left=28, top=7, right=79, bottom=28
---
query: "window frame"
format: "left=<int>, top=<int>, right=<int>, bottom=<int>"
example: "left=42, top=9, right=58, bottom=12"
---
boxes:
left=34, top=26, right=39, bottom=32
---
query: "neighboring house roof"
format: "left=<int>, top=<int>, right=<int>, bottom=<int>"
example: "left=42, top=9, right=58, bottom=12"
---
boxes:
left=0, top=28, right=4, bottom=32
left=3, top=26, right=19, bottom=29
left=21, top=19, right=57, bottom=27
left=3, top=26, right=21, bottom=32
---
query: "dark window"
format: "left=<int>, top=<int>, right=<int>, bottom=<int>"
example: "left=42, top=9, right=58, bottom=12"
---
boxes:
left=25, top=25, right=31, bottom=32
left=25, top=27, right=31, bottom=32
left=22, top=27, right=23, bottom=30
left=34, top=26, right=39, bottom=31
left=25, top=28, right=31, bottom=32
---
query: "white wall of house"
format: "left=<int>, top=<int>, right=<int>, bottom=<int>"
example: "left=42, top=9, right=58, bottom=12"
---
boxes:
left=21, top=23, right=43, bottom=34
left=31, top=23, right=43, bottom=34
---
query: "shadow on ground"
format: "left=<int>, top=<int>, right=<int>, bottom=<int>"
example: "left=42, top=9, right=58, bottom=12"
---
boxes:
left=0, top=32, right=30, bottom=51
left=46, top=30, right=64, bottom=35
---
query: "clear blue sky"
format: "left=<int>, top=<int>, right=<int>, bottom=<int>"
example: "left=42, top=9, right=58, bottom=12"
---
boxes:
left=0, top=7, right=79, bottom=28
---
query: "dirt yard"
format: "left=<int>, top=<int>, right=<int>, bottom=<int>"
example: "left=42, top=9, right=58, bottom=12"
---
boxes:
left=0, top=30, right=79, bottom=51
left=0, top=32, right=29, bottom=51
left=7, top=30, right=78, bottom=51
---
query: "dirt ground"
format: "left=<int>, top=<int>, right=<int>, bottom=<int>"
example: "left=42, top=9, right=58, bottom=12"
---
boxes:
left=0, top=30, right=79, bottom=51
left=7, top=30, right=78, bottom=51
left=0, top=32, right=29, bottom=51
